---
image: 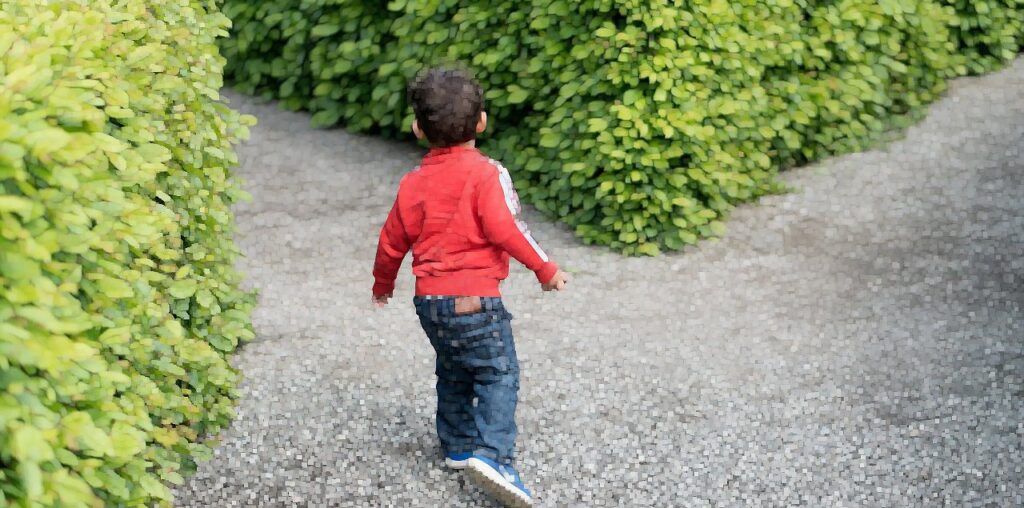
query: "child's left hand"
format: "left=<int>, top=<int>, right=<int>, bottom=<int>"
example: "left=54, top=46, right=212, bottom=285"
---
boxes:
left=372, top=293, right=392, bottom=307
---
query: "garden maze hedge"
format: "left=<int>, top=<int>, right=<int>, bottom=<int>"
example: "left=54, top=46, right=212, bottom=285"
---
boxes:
left=0, top=0, right=254, bottom=505
left=222, top=0, right=1022, bottom=255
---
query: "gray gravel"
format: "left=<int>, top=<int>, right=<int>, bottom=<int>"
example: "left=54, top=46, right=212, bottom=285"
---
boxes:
left=175, top=58, right=1024, bottom=507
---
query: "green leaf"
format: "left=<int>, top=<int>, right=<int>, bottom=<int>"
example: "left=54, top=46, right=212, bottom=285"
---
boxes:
left=0, top=195, right=33, bottom=216
left=161, top=470, right=185, bottom=485
left=97, top=468, right=129, bottom=498
left=709, top=221, right=727, bottom=236
left=168, top=279, right=197, bottom=299
left=679, top=230, right=698, bottom=244
left=136, top=143, right=171, bottom=162
left=672, top=196, right=694, bottom=208
left=208, top=333, right=236, bottom=352
left=311, top=24, right=340, bottom=37
left=1, top=252, right=40, bottom=281
left=18, top=462, right=43, bottom=499
left=753, top=153, right=771, bottom=168
left=539, top=133, right=560, bottom=148
left=141, top=475, right=170, bottom=500
left=587, top=118, right=608, bottom=132
left=548, top=1, right=570, bottom=16
left=507, top=88, right=529, bottom=104
left=311, top=109, right=341, bottom=128
left=12, top=426, right=54, bottom=463
left=637, top=243, right=661, bottom=256
left=110, top=423, right=146, bottom=459
left=16, top=306, right=62, bottom=332
left=196, top=289, right=215, bottom=308
left=97, top=325, right=130, bottom=346
left=97, top=277, right=133, bottom=299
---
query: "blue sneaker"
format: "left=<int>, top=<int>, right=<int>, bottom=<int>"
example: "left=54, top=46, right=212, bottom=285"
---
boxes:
left=465, top=455, right=533, bottom=507
left=444, top=451, right=472, bottom=469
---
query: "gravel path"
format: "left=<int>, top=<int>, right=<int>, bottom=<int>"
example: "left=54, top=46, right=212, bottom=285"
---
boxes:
left=175, top=59, right=1023, bottom=507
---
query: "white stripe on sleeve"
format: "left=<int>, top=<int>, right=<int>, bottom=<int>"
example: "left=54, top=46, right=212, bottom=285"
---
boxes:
left=489, top=159, right=549, bottom=263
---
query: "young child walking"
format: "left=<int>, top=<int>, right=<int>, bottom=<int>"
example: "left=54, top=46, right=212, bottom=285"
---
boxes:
left=371, top=66, right=569, bottom=507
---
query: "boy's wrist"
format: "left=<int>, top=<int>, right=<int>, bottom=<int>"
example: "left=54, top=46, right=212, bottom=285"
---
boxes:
left=534, top=261, right=559, bottom=286
left=372, top=281, right=395, bottom=297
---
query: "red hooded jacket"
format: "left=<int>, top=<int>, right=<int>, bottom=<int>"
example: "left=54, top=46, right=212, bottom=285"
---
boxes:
left=372, top=145, right=558, bottom=297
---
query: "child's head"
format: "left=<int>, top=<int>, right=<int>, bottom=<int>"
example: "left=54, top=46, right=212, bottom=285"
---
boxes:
left=407, top=66, right=487, bottom=147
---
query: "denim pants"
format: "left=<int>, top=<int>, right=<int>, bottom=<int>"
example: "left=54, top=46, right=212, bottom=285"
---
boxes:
left=413, top=296, right=520, bottom=465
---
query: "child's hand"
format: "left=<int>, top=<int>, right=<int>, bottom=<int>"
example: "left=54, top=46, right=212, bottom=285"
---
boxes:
left=372, top=293, right=392, bottom=307
left=542, top=270, right=570, bottom=292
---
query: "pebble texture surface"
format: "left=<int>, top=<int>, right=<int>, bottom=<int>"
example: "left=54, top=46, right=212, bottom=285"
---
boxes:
left=175, top=58, right=1023, bottom=507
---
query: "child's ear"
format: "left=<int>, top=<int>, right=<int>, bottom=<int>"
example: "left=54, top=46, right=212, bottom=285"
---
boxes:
left=412, top=119, right=425, bottom=140
left=476, top=111, right=487, bottom=134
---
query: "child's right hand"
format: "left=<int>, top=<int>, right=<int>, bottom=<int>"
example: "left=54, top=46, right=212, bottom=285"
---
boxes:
left=542, top=270, right=570, bottom=292
left=372, top=292, right=392, bottom=307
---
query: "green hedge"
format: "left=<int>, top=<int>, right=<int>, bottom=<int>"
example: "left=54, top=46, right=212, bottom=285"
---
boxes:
left=943, top=0, right=1024, bottom=74
left=221, top=0, right=1020, bottom=255
left=0, top=0, right=255, bottom=505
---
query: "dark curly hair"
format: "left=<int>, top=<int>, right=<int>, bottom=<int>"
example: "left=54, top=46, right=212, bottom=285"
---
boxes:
left=406, top=66, right=484, bottom=147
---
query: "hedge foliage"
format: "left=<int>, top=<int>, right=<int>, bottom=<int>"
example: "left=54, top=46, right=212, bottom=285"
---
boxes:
left=222, top=0, right=1021, bottom=255
left=0, top=0, right=255, bottom=505
left=943, top=0, right=1024, bottom=74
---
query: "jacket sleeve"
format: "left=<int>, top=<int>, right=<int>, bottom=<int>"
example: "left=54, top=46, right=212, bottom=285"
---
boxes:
left=372, top=191, right=411, bottom=297
left=475, top=164, right=559, bottom=286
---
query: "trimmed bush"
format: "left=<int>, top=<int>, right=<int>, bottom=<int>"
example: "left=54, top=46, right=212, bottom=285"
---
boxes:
left=221, top=0, right=1021, bottom=255
left=942, top=0, right=1024, bottom=74
left=0, top=0, right=255, bottom=505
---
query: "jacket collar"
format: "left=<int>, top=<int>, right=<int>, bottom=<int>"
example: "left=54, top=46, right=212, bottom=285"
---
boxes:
left=423, top=144, right=478, bottom=164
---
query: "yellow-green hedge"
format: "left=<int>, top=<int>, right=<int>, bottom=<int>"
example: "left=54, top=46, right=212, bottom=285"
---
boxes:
left=0, top=0, right=255, bottom=505
left=222, top=0, right=1021, bottom=255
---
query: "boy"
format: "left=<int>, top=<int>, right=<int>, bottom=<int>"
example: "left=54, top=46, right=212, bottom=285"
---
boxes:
left=371, top=66, right=569, bottom=507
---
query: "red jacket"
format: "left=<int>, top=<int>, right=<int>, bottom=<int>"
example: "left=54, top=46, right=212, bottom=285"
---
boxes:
left=372, top=145, right=558, bottom=297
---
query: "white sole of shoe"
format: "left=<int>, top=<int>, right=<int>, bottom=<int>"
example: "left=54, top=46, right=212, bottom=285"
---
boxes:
left=444, top=457, right=469, bottom=469
left=465, top=458, right=534, bottom=508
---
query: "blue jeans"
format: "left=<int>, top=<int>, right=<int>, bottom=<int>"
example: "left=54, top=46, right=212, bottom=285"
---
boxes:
left=413, top=296, right=520, bottom=465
